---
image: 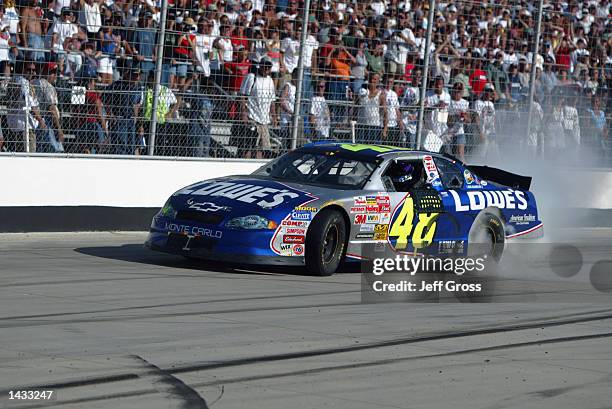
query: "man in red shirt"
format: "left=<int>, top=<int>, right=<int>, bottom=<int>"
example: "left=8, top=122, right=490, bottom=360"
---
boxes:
left=224, top=45, right=251, bottom=93
left=469, top=57, right=487, bottom=98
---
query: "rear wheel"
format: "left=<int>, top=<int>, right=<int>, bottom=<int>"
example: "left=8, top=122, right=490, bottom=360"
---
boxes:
left=305, top=209, right=347, bottom=276
left=458, top=211, right=505, bottom=302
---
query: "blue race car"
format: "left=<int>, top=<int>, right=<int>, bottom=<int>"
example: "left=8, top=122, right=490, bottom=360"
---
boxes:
left=145, top=143, right=543, bottom=275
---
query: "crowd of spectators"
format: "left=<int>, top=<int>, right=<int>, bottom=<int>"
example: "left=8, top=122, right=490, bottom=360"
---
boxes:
left=0, top=0, right=609, bottom=160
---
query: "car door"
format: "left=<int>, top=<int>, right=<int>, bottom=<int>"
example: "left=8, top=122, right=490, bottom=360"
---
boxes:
left=382, top=156, right=445, bottom=255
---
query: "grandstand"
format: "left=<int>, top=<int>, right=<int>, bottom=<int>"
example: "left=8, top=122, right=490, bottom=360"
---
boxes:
left=0, top=0, right=609, bottom=162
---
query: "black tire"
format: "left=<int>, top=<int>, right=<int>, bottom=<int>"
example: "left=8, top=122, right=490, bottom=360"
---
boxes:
left=457, top=211, right=505, bottom=302
left=305, top=209, right=347, bottom=276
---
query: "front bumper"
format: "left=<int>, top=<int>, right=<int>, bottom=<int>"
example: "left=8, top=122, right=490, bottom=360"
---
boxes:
left=145, top=215, right=305, bottom=266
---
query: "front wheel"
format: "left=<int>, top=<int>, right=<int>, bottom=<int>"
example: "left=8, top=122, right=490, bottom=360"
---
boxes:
left=305, top=209, right=347, bottom=276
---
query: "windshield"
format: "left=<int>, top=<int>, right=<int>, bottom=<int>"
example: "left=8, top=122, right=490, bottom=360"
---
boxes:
left=253, top=150, right=379, bottom=189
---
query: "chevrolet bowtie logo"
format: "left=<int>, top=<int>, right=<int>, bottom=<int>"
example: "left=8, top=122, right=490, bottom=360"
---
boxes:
left=186, top=199, right=230, bottom=212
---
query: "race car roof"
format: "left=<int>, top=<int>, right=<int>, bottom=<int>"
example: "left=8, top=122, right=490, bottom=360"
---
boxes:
left=300, top=142, right=414, bottom=158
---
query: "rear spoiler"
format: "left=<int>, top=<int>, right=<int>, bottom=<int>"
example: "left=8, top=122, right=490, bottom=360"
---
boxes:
left=466, top=165, right=532, bottom=191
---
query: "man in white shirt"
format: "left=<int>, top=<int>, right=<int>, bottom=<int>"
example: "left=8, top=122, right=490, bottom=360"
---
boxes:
left=383, top=76, right=403, bottom=146
left=280, top=23, right=299, bottom=79
left=301, top=22, right=319, bottom=101
left=79, top=0, right=101, bottom=40
left=424, top=76, right=450, bottom=151
left=240, top=59, right=276, bottom=158
left=193, top=19, right=216, bottom=78
left=279, top=70, right=297, bottom=150
left=473, top=83, right=498, bottom=158
left=448, top=82, right=470, bottom=161
left=310, top=80, right=331, bottom=140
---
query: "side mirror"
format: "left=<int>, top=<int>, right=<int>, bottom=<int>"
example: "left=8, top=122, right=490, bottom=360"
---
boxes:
left=449, top=175, right=462, bottom=189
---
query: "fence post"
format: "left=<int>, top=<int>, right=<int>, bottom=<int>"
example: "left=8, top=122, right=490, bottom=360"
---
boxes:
left=147, top=0, right=169, bottom=156
left=526, top=0, right=544, bottom=154
left=415, top=0, right=436, bottom=150
left=290, top=0, right=311, bottom=151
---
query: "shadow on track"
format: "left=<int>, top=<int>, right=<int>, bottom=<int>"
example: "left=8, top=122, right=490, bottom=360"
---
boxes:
left=74, top=244, right=360, bottom=276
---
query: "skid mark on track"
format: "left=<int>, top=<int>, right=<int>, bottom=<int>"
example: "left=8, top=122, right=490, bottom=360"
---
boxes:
left=5, top=332, right=611, bottom=408
left=0, top=290, right=359, bottom=322
left=5, top=312, right=612, bottom=395
left=129, top=355, right=210, bottom=409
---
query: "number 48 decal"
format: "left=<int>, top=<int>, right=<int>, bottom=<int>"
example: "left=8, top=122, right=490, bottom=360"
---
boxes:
left=388, top=196, right=439, bottom=250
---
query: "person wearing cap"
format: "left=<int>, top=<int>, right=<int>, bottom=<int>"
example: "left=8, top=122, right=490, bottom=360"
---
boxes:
left=448, top=81, right=469, bottom=161
left=239, top=58, right=276, bottom=158
left=472, top=83, right=497, bottom=157
left=174, top=16, right=197, bottom=91
left=51, top=7, right=86, bottom=75
left=32, top=62, right=65, bottom=153
left=192, top=19, right=215, bottom=78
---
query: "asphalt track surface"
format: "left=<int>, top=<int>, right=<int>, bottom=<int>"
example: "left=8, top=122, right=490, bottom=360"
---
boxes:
left=1, top=231, right=611, bottom=409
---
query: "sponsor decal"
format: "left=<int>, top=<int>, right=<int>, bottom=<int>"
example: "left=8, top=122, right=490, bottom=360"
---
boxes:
left=374, top=224, right=388, bottom=233
left=281, top=220, right=308, bottom=227
left=366, top=214, right=381, bottom=224
left=438, top=240, right=464, bottom=254
left=366, top=205, right=382, bottom=213
left=480, top=181, right=488, bottom=186
left=376, top=194, right=390, bottom=205
left=164, top=222, right=223, bottom=238
left=380, top=213, right=391, bottom=224
left=388, top=196, right=439, bottom=251
left=350, top=206, right=366, bottom=213
left=366, top=196, right=378, bottom=205
left=509, top=214, right=537, bottom=225
left=374, top=231, right=388, bottom=240
left=186, top=199, right=230, bottom=212
left=423, top=156, right=442, bottom=188
left=291, top=210, right=312, bottom=221
left=464, top=169, right=475, bottom=184
left=449, top=190, right=528, bottom=212
left=295, top=206, right=317, bottom=212
left=355, top=233, right=374, bottom=239
left=354, top=196, right=366, bottom=205
left=292, top=244, right=304, bottom=255
left=360, top=224, right=375, bottom=232
left=284, top=227, right=306, bottom=235
left=176, top=181, right=306, bottom=208
left=280, top=243, right=292, bottom=251
left=283, top=235, right=305, bottom=244
left=379, top=204, right=391, bottom=213
left=354, top=214, right=367, bottom=224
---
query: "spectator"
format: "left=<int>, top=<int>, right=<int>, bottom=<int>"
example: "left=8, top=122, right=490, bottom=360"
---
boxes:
left=301, top=22, right=319, bottom=102
left=174, top=17, right=197, bottom=91
left=544, top=93, right=566, bottom=155
left=107, top=67, right=143, bottom=155
left=365, top=39, right=385, bottom=76
left=142, top=71, right=178, bottom=134
left=0, top=14, right=13, bottom=78
left=224, top=45, right=251, bottom=93
left=214, top=24, right=233, bottom=88
left=310, top=79, right=331, bottom=141
left=239, top=59, right=276, bottom=158
left=473, top=84, right=497, bottom=157
left=6, top=61, right=48, bottom=152
left=351, top=39, right=368, bottom=94
left=192, top=18, right=215, bottom=79
left=74, top=75, right=108, bottom=154
left=133, top=11, right=157, bottom=81
left=79, top=0, right=102, bottom=42
left=424, top=76, right=450, bottom=152
left=279, top=69, right=297, bottom=149
left=32, top=62, right=64, bottom=153
left=280, top=20, right=299, bottom=82
left=51, top=8, right=86, bottom=75
left=357, top=72, right=387, bottom=143
left=448, top=82, right=469, bottom=161
left=383, top=75, right=402, bottom=146
left=20, top=0, right=45, bottom=63
left=586, top=96, right=608, bottom=154
left=326, top=35, right=355, bottom=122
left=98, top=23, right=119, bottom=84
left=184, top=78, right=214, bottom=157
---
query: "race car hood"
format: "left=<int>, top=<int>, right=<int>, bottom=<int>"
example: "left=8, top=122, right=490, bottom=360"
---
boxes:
left=169, top=176, right=321, bottom=221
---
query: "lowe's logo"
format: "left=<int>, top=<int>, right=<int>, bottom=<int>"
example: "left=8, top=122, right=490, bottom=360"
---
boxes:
left=449, top=190, right=528, bottom=212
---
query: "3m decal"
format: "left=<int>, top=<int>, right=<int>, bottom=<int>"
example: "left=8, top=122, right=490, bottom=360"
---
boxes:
left=388, top=196, right=439, bottom=251
left=354, top=214, right=367, bottom=224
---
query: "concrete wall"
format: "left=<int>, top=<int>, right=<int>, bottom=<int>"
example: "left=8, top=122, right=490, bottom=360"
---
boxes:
left=1, top=154, right=611, bottom=231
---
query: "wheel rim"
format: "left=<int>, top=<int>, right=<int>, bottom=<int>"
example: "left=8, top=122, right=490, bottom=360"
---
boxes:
left=322, top=224, right=339, bottom=263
